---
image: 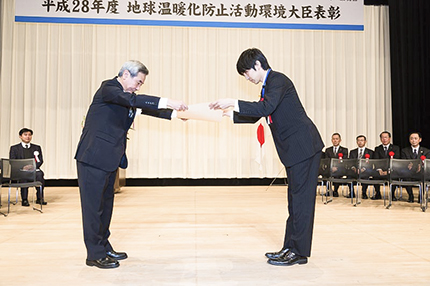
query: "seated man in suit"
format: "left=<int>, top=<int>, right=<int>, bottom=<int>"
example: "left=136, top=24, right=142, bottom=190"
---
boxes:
left=9, top=128, right=47, bottom=206
left=373, top=131, right=401, bottom=200
left=349, top=135, right=374, bottom=199
left=324, top=133, right=349, bottom=197
left=400, top=132, right=430, bottom=203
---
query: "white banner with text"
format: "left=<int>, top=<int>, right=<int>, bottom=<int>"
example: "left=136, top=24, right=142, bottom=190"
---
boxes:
left=15, top=0, right=363, bottom=30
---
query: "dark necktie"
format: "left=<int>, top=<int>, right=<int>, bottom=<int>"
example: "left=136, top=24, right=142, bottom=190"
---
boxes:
left=26, top=144, right=29, bottom=149
left=413, top=149, right=418, bottom=159
left=384, top=146, right=387, bottom=156
left=358, top=149, right=363, bottom=159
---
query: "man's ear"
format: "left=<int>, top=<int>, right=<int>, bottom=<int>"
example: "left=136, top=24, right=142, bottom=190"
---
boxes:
left=122, top=69, right=130, bottom=79
left=254, top=60, right=262, bottom=70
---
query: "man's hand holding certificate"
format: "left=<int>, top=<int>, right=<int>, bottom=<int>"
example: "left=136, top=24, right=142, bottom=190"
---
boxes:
left=177, top=102, right=225, bottom=122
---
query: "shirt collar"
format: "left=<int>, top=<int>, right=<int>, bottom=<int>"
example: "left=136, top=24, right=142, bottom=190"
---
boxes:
left=262, top=69, right=271, bottom=87
left=21, top=142, right=31, bottom=148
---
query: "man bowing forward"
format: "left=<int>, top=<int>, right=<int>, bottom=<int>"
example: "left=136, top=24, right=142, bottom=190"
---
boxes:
left=210, top=48, right=324, bottom=266
left=75, top=60, right=187, bottom=269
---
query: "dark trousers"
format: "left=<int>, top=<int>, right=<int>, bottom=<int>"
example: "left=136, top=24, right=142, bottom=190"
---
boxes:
left=20, top=170, right=45, bottom=201
left=333, top=183, right=349, bottom=193
left=283, top=151, right=321, bottom=257
left=373, top=185, right=383, bottom=196
left=77, top=161, right=117, bottom=260
left=405, top=186, right=415, bottom=200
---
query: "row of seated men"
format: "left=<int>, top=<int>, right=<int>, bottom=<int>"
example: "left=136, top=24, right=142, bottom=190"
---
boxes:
left=322, top=131, right=430, bottom=203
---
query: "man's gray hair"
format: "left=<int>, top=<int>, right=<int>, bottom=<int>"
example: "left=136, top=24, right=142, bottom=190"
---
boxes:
left=118, top=60, right=149, bottom=77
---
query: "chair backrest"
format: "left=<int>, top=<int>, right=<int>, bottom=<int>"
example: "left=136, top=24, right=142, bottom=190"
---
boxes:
left=389, top=158, right=422, bottom=181
left=424, top=159, right=430, bottom=182
left=329, top=158, right=359, bottom=179
left=3, top=158, right=37, bottom=182
left=1, top=158, right=12, bottom=183
left=318, top=158, right=331, bottom=178
left=358, top=158, right=389, bottom=180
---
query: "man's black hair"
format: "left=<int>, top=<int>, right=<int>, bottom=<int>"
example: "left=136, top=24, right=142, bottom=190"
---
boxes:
left=236, top=48, right=271, bottom=75
left=19, top=128, right=33, bottom=136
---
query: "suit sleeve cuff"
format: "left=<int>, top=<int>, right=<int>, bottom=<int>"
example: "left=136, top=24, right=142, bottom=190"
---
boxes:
left=171, top=110, right=177, bottom=118
left=234, top=100, right=240, bottom=112
left=158, top=97, right=168, bottom=109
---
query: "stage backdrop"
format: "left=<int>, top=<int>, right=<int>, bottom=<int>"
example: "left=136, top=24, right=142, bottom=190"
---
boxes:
left=0, top=1, right=391, bottom=179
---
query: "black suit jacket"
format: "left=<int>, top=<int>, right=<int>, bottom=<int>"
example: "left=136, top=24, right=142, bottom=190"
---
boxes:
left=75, top=77, right=173, bottom=172
left=401, top=146, right=430, bottom=159
left=325, top=146, right=349, bottom=159
left=349, top=147, right=374, bottom=159
left=233, top=70, right=324, bottom=167
left=9, top=143, right=44, bottom=170
left=374, top=144, right=401, bottom=159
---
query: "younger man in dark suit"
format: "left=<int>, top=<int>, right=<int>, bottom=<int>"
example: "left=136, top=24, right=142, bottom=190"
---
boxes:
left=349, top=135, right=374, bottom=199
left=210, top=48, right=324, bottom=266
left=325, top=133, right=349, bottom=197
left=373, top=131, right=400, bottom=200
left=401, top=132, right=430, bottom=203
left=9, top=128, right=47, bottom=206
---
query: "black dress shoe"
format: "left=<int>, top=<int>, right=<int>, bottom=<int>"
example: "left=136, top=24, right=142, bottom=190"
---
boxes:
left=22, top=200, right=30, bottom=207
left=362, top=194, right=368, bottom=199
left=267, top=251, right=308, bottom=266
left=86, top=257, right=119, bottom=269
left=392, top=196, right=397, bottom=201
left=265, top=248, right=290, bottom=260
left=106, top=250, right=128, bottom=260
left=333, top=191, right=339, bottom=197
left=36, top=199, right=48, bottom=205
left=408, top=197, right=414, bottom=203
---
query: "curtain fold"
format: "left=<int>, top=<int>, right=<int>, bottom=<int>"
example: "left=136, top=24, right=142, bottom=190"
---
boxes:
left=389, top=0, right=430, bottom=148
left=0, top=3, right=391, bottom=179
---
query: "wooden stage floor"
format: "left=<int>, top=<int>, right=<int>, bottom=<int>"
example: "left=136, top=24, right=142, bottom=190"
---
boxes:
left=1, top=185, right=429, bottom=285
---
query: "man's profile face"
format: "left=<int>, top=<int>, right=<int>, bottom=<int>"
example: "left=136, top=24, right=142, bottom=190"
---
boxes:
left=243, top=60, right=264, bottom=85
left=20, top=132, right=32, bottom=144
left=122, top=70, right=146, bottom=93
left=243, top=68, right=261, bottom=84
left=409, top=133, right=421, bottom=148
left=331, top=135, right=341, bottom=146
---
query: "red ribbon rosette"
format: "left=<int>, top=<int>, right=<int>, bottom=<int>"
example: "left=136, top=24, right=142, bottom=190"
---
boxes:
left=338, top=153, right=343, bottom=159
left=388, top=151, right=395, bottom=159
left=420, top=155, right=426, bottom=161
left=364, top=154, right=370, bottom=159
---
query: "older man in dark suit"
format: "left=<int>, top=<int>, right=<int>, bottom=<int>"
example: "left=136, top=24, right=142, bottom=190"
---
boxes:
left=75, top=60, right=187, bottom=269
left=9, top=128, right=46, bottom=206
left=373, top=131, right=400, bottom=200
left=400, top=132, right=430, bottom=203
left=210, top=48, right=324, bottom=266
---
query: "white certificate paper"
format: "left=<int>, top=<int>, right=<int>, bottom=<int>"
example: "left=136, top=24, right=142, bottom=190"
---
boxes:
left=177, top=102, right=223, bottom=122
